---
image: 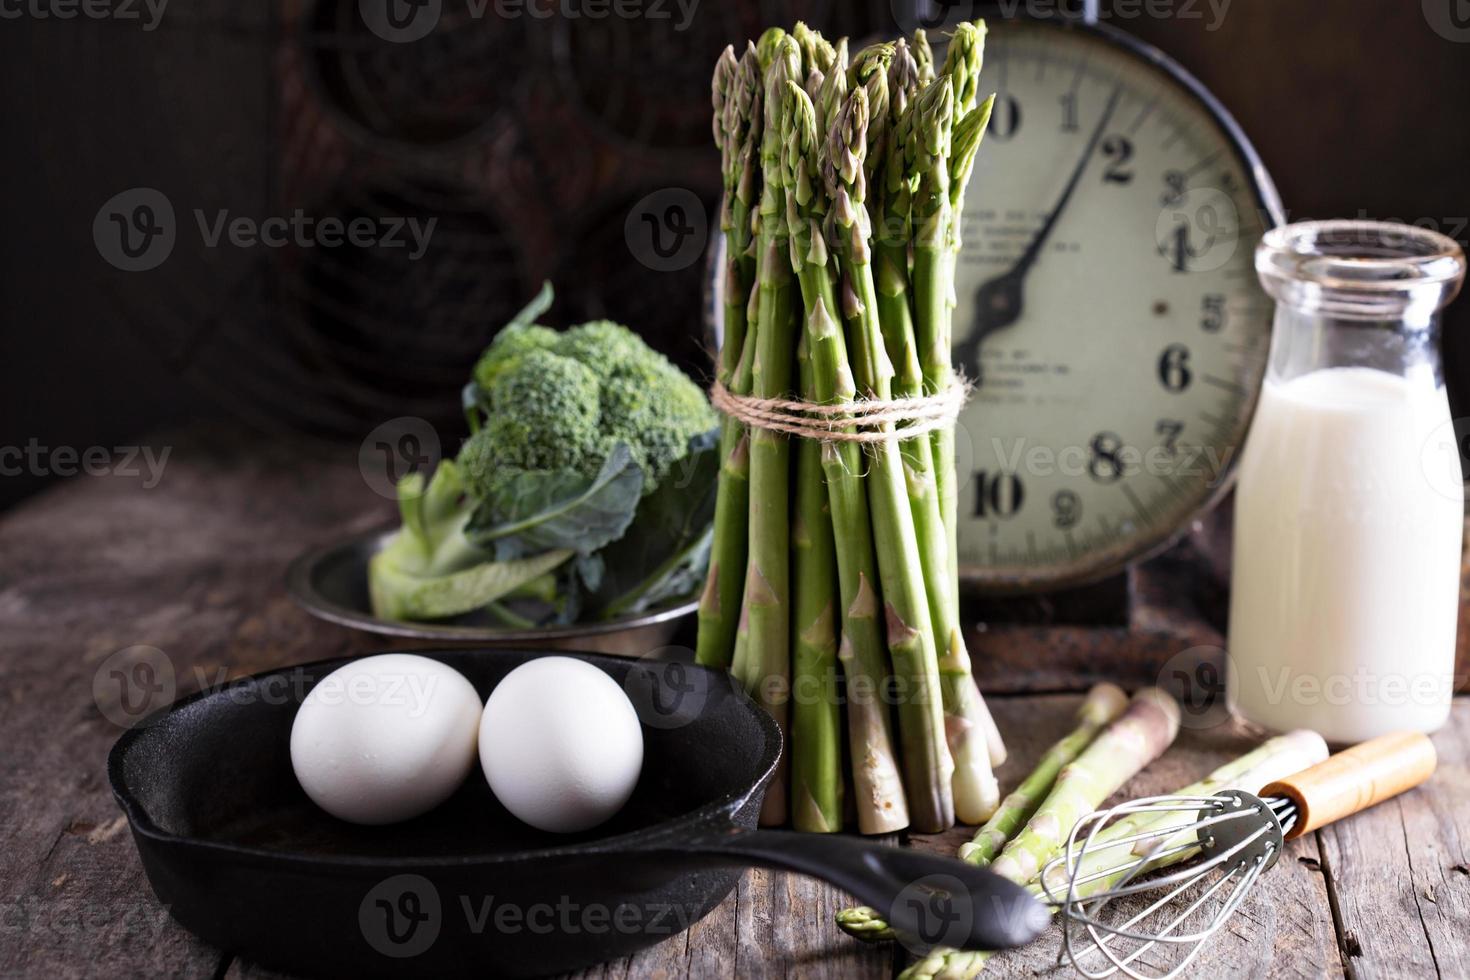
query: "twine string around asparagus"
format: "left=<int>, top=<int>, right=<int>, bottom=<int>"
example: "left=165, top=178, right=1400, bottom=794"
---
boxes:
left=709, top=376, right=970, bottom=443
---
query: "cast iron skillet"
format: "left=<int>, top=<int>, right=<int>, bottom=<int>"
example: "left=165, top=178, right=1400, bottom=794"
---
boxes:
left=109, top=649, right=1047, bottom=978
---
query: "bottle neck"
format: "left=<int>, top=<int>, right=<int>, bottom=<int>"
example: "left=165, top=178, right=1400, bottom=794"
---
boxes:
left=1257, top=221, right=1464, bottom=389
left=1268, top=305, right=1445, bottom=388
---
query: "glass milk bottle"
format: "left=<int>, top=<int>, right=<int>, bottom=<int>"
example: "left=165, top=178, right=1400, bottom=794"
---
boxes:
left=1228, top=221, right=1466, bottom=742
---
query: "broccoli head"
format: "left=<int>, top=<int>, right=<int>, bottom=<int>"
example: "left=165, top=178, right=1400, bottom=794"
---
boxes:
left=459, top=315, right=715, bottom=496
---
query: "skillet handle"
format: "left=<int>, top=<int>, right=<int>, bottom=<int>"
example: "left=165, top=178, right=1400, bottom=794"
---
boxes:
left=654, top=828, right=1048, bottom=951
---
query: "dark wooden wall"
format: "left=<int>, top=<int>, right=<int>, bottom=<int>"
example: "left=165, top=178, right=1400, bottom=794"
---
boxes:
left=1, top=0, right=1467, bottom=511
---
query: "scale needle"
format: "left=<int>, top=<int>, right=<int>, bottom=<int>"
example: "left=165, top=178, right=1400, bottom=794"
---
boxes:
left=959, top=84, right=1124, bottom=380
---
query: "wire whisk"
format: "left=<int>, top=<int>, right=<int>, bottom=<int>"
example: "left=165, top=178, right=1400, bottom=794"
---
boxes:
left=1040, top=732, right=1437, bottom=980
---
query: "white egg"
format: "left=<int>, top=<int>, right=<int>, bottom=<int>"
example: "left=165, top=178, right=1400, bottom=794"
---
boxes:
left=290, top=654, right=483, bottom=825
left=479, top=657, right=644, bottom=834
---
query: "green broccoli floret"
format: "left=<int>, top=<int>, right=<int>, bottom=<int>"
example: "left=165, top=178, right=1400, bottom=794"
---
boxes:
left=554, top=320, right=716, bottom=489
left=459, top=316, right=715, bottom=496
left=472, top=322, right=560, bottom=391
left=488, top=347, right=605, bottom=469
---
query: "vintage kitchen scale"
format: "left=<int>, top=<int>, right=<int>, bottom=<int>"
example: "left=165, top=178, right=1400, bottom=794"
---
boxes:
left=705, top=2, right=1288, bottom=692
left=932, top=2, right=1285, bottom=694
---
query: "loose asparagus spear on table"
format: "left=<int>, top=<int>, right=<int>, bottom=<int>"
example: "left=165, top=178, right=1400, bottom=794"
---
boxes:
left=960, top=682, right=1128, bottom=866
left=989, top=689, right=1181, bottom=891
left=1037, top=728, right=1330, bottom=896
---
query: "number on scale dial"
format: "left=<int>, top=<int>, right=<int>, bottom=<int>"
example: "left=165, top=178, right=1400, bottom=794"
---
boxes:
left=951, top=19, right=1281, bottom=591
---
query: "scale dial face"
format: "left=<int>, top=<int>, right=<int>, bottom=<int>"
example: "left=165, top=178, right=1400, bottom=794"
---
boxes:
left=952, top=18, right=1280, bottom=592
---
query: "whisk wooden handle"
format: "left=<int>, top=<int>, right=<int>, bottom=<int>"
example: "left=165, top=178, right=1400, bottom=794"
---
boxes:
left=1261, top=732, right=1437, bottom=839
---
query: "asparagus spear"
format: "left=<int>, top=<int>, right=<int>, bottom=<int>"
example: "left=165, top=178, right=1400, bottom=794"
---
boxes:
left=847, top=42, right=894, bottom=143
left=737, top=34, right=802, bottom=827
left=792, top=20, right=836, bottom=79
left=698, top=44, right=763, bottom=669
left=783, top=66, right=909, bottom=834
left=755, top=25, right=786, bottom=70
left=790, top=330, right=843, bottom=832
left=826, top=82, right=955, bottom=832
left=876, top=39, right=926, bottom=412
left=834, top=683, right=1128, bottom=943
left=912, top=28, right=935, bottom=86
left=909, top=27, right=1012, bottom=775
left=917, top=22, right=984, bottom=597
left=783, top=36, right=842, bottom=829
left=883, top=53, right=1008, bottom=813
left=944, top=92, right=1009, bottom=771
left=899, top=689, right=1180, bottom=980
left=987, top=688, right=1180, bottom=884
left=940, top=21, right=986, bottom=116
left=960, top=682, right=1128, bottom=866
left=893, top=67, right=1011, bottom=822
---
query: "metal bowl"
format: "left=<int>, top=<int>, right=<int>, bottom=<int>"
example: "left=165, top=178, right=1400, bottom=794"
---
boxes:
left=285, top=528, right=697, bottom=656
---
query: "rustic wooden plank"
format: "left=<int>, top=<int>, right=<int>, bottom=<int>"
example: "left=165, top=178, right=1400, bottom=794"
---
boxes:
left=677, top=882, right=738, bottom=979
left=556, top=886, right=720, bottom=980
left=0, top=818, right=227, bottom=980
left=1392, top=706, right=1470, bottom=980
left=1318, top=710, right=1470, bottom=980
left=729, top=866, right=891, bottom=980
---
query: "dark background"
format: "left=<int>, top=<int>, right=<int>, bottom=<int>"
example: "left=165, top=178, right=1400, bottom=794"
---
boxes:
left=2, top=0, right=1467, bottom=511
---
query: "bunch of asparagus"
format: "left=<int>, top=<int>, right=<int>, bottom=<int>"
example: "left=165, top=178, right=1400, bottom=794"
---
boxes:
left=697, top=21, right=1003, bottom=834
left=836, top=684, right=1329, bottom=980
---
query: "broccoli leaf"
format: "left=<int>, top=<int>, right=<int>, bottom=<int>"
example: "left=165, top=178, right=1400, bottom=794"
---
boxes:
left=601, top=531, right=713, bottom=619
left=369, top=546, right=574, bottom=621
left=587, top=428, right=721, bottom=617
left=573, top=553, right=605, bottom=592
left=467, top=443, right=644, bottom=558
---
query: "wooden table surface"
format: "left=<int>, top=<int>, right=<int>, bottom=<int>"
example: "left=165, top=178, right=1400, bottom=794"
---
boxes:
left=2, top=429, right=1466, bottom=979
